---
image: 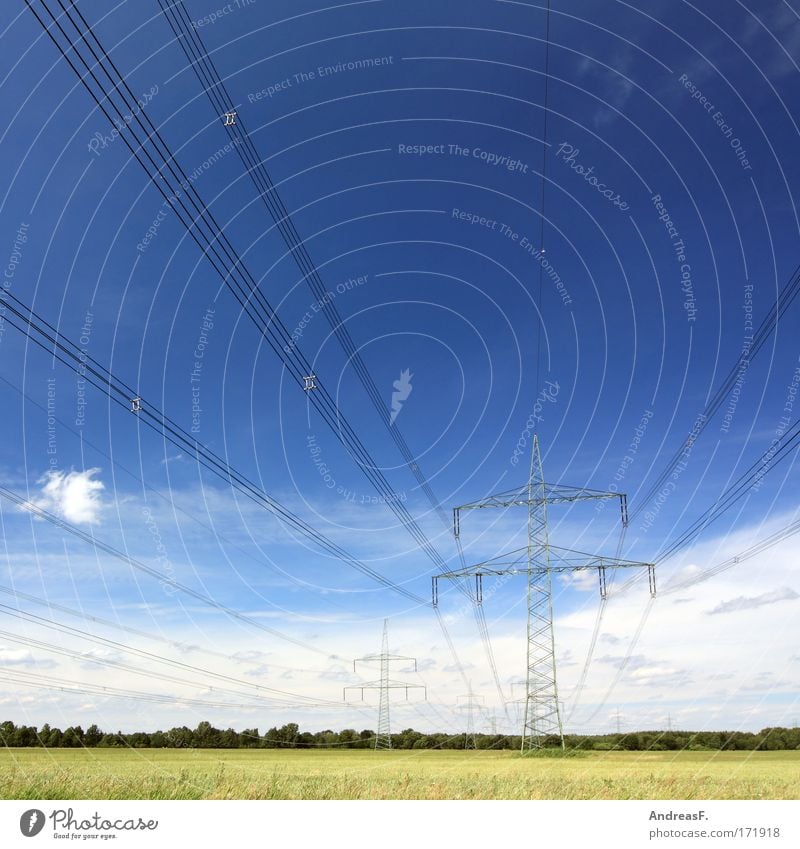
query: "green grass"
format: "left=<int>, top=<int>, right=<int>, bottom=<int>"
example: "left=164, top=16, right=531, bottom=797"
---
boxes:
left=1, top=748, right=798, bottom=800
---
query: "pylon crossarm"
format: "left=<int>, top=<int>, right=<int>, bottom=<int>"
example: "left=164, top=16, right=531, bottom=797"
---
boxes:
left=355, top=654, right=417, bottom=666
left=455, top=483, right=622, bottom=512
left=434, top=544, right=653, bottom=581
left=456, top=482, right=623, bottom=508
left=548, top=545, right=654, bottom=571
left=453, top=483, right=630, bottom=537
left=345, top=680, right=424, bottom=690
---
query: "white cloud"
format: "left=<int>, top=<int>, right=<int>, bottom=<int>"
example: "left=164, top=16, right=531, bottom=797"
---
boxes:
left=707, top=587, right=798, bottom=615
left=0, top=646, right=37, bottom=665
left=558, top=569, right=599, bottom=592
left=0, top=646, right=58, bottom=669
left=25, top=468, right=105, bottom=525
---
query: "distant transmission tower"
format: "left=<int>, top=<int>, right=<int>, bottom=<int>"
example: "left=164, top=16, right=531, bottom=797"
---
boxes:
left=456, top=681, right=485, bottom=749
left=344, top=619, right=425, bottom=749
left=433, top=435, right=656, bottom=752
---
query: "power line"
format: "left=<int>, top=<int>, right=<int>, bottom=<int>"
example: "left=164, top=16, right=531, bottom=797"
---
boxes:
left=570, top=373, right=800, bottom=714
left=0, top=668, right=334, bottom=713
left=0, top=482, right=330, bottom=656
left=0, top=602, right=343, bottom=707
left=661, top=509, right=800, bottom=595
left=652, top=418, right=800, bottom=564
left=0, top=582, right=351, bottom=676
left=155, top=0, right=505, bottom=700
left=24, top=0, right=474, bottom=687
left=25, top=0, right=450, bottom=576
left=0, top=290, right=426, bottom=606
left=157, top=0, right=451, bottom=532
left=0, top=626, right=314, bottom=706
left=629, top=263, right=800, bottom=521
left=574, top=407, right=800, bottom=720
left=0, top=371, right=374, bottom=606
left=533, top=0, right=552, bottom=398
left=570, top=423, right=800, bottom=718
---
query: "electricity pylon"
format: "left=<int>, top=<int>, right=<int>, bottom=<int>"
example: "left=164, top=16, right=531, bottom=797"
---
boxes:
left=432, top=435, right=656, bottom=752
left=344, top=619, right=425, bottom=749
left=456, top=681, right=485, bottom=749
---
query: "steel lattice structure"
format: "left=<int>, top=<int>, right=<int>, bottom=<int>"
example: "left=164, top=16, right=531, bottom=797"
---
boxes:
left=344, top=619, right=425, bottom=750
left=456, top=682, right=484, bottom=749
left=433, top=436, right=656, bottom=751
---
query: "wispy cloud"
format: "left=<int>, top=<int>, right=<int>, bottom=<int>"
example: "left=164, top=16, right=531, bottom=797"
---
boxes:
left=160, top=453, right=184, bottom=465
left=738, top=1, right=800, bottom=81
left=707, top=587, right=798, bottom=615
left=573, top=51, right=637, bottom=129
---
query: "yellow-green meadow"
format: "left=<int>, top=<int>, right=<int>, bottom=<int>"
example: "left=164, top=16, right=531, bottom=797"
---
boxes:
left=1, top=748, right=797, bottom=800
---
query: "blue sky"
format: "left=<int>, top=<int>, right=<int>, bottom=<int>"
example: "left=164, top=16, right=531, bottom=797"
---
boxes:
left=0, top=0, right=798, bottom=736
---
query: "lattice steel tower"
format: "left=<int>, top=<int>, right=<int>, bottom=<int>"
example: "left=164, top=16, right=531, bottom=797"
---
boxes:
left=344, top=619, right=425, bottom=749
left=457, top=681, right=484, bottom=749
left=433, top=435, right=656, bottom=751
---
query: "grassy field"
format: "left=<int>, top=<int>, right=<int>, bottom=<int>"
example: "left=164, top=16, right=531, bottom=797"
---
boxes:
left=1, top=748, right=798, bottom=800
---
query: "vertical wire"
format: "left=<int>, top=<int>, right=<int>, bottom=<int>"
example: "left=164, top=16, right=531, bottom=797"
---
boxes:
left=534, top=0, right=553, bottom=415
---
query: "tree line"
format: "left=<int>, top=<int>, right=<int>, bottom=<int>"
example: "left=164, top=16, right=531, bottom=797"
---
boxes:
left=1, top=720, right=799, bottom=750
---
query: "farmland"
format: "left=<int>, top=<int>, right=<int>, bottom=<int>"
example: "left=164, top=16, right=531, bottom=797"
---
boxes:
left=1, top=748, right=797, bottom=800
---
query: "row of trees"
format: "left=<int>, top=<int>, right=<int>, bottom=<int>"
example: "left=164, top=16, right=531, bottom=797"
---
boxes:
left=2, top=720, right=799, bottom=750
